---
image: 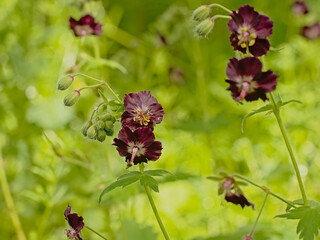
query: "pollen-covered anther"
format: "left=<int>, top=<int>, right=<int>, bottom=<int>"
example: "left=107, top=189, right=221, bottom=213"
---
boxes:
left=134, top=109, right=151, bottom=126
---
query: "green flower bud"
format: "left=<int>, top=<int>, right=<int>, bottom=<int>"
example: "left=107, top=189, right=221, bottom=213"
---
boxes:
left=63, top=90, right=81, bottom=107
left=100, top=113, right=116, bottom=123
left=96, top=120, right=105, bottom=130
left=57, top=75, right=74, bottom=91
left=195, top=18, right=214, bottom=38
left=82, top=120, right=92, bottom=136
left=104, top=121, right=114, bottom=136
left=192, top=5, right=211, bottom=22
left=96, top=129, right=106, bottom=142
left=87, top=125, right=97, bottom=139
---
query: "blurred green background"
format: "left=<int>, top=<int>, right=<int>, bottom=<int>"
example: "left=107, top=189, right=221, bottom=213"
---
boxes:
left=1, top=0, right=320, bottom=239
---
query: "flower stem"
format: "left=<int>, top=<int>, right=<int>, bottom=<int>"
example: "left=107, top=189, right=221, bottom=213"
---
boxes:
left=0, top=149, right=27, bottom=240
left=78, top=83, right=104, bottom=91
left=212, top=15, right=231, bottom=20
left=139, top=164, right=171, bottom=240
left=249, top=192, right=269, bottom=237
left=75, top=73, right=122, bottom=103
left=268, top=93, right=308, bottom=206
left=85, top=226, right=108, bottom=240
left=233, top=174, right=296, bottom=208
left=208, top=3, right=232, bottom=13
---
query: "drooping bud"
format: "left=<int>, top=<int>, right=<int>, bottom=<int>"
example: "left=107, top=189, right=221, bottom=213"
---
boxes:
left=104, top=121, right=114, bottom=136
left=101, top=113, right=116, bottom=123
left=63, top=90, right=81, bottom=107
left=96, top=120, right=105, bottom=130
left=57, top=75, right=74, bottom=91
left=82, top=120, right=92, bottom=136
left=192, top=5, right=211, bottom=22
left=96, top=129, right=106, bottom=142
left=195, top=18, right=214, bottom=38
left=87, top=125, right=97, bottom=139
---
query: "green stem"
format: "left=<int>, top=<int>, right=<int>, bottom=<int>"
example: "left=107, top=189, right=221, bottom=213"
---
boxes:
left=233, top=174, right=296, bottom=208
left=208, top=3, right=232, bottom=13
left=78, top=83, right=104, bottom=91
left=75, top=73, right=122, bottom=103
left=85, top=226, right=108, bottom=240
left=212, top=15, right=231, bottom=20
left=0, top=149, right=27, bottom=240
left=139, top=164, right=171, bottom=240
left=249, top=193, right=269, bottom=237
left=269, top=93, right=308, bottom=206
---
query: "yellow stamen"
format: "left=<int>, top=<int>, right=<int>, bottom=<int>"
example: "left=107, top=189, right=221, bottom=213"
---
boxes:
left=241, top=43, right=247, bottom=48
left=248, top=39, right=255, bottom=46
left=250, top=33, right=257, bottom=39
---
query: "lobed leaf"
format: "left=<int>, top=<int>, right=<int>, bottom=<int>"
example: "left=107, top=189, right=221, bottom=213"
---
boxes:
left=144, top=169, right=172, bottom=177
left=241, top=104, right=272, bottom=133
left=140, top=175, right=159, bottom=193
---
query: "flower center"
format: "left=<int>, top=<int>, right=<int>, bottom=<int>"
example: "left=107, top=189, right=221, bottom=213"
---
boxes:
left=133, top=108, right=151, bottom=126
left=74, top=25, right=93, bottom=36
left=237, top=76, right=258, bottom=100
left=237, top=26, right=257, bottom=48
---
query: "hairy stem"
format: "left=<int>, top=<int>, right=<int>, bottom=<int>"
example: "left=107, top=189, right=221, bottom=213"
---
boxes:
left=208, top=3, right=232, bottom=13
left=0, top=149, right=27, bottom=240
left=139, top=164, right=171, bottom=240
left=249, top=192, right=269, bottom=237
left=269, top=93, right=308, bottom=205
left=233, top=174, right=296, bottom=208
left=85, top=226, right=108, bottom=240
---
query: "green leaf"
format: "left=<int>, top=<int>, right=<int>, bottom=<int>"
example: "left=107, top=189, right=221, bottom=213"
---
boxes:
left=207, top=175, right=222, bottom=181
left=286, top=199, right=320, bottom=211
left=99, top=172, right=141, bottom=202
left=98, top=89, right=109, bottom=104
left=276, top=203, right=320, bottom=240
left=140, top=175, right=159, bottom=192
left=241, top=104, right=272, bottom=133
left=144, top=169, right=173, bottom=177
left=278, top=99, right=303, bottom=109
left=108, top=100, right=125, bottom=113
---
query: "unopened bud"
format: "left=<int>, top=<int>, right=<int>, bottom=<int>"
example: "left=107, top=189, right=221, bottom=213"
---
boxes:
left=96, top=129, right=106, bottom=142
left=192, top=5, right=211, bottom=22
left=195, top=18, right=214, bottom=38
left=96, top=120, right=105, bottom=129
left=64, top=90, right=81, bottom=107
left=57, top=75, right=74, bottom=91
left=87, top=125, right=97, bottom=139
left=82, top=120, right=92, bottom=136
left=100, top=113, right=116, bottom=123
left=104, top=121, right=114, bottom=136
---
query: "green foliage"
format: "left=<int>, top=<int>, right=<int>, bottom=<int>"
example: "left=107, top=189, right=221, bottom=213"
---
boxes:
left=277, top=201, right=320, bottom=240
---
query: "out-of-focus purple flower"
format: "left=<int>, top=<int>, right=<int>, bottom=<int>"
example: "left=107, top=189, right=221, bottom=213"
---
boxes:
left=301, top=23, right=320, bottom=40
left=113, top=126, right=162, bottom=167
left=69, top=14, right=102, bottom=37
left=121, top=91, right=165, bottom=130
left=292, top=1, right=309, bottom=15
left=64, top=205, right=84, bottom=240
left=218, top=176, right=254, bottom=209
left=169, top=67, right=185, bottom=85
left=225, top=57, right=277, bottom=102
left=228, top=5, right=273, bottom=57
left=243, top=235, right=254, bottom=240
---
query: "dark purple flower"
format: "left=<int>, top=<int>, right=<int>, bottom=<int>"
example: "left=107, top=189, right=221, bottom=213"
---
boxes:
left=69, top=14, right=102, bottom=37
left=228, top=5, right=273, bottom=57
left=226, top=57, right=277, bottom=102
left=113, top=126, right=162, bottom=167
left=301, top=23, right=320, bottom=40
left=64, top=205, right=84, bottom=240
left=219, top=177, right=254, bottom=209
left=225, top=193, right=254, bottom=208
left=292, top=1, right=309, bottom=15
left=121, top=91, right=165, bottom=130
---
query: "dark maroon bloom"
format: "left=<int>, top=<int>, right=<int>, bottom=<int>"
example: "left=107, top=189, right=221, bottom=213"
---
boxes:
left=226, top=57, right=277, bottom=102
left=219, top=177, right=254, bottom=209
left=228, top=5, right=273, bottom=57
left=225, top=193, right=254, bottom=208
left=69, top=14, right=102, bottom=37
left=121, top=91, right=165, bottom=130
left=301, top=23, right=320, bottom=40
left=292, top=1, right=309, bottom=15
left=64, top=205, right=84, bottom=240
left=113, top=126, right=162, bottom=167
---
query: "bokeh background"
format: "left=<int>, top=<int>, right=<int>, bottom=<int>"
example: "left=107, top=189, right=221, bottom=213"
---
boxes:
left=1, top=0, right=320, bottom=239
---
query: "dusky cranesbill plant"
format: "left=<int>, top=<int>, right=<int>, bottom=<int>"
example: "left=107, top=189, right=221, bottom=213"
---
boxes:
left=193, top=3, right=320, bottom=240
left=57, top=11, right=172, bottom=240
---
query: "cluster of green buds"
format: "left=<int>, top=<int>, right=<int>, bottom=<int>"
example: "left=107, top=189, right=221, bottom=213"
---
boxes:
left=82, top=104, right=116, bottom=142
left=192, top=4, right=232, bottom=38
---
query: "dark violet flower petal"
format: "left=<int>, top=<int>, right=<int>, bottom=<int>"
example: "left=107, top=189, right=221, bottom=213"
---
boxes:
left=113, top=127, right=162, bottom=166
left=121, top=91, right=164, bottom=130
left=64, top=205, right=84, bottom=240
left=292, top=1, right=309, bottom=15
left=225, top=57, right=277, bottom=102
left=69, top=14, right=102, bottom=37
left=225, top=193, right=254, bottom=209
left=228, top=5, right=273, bottom=56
